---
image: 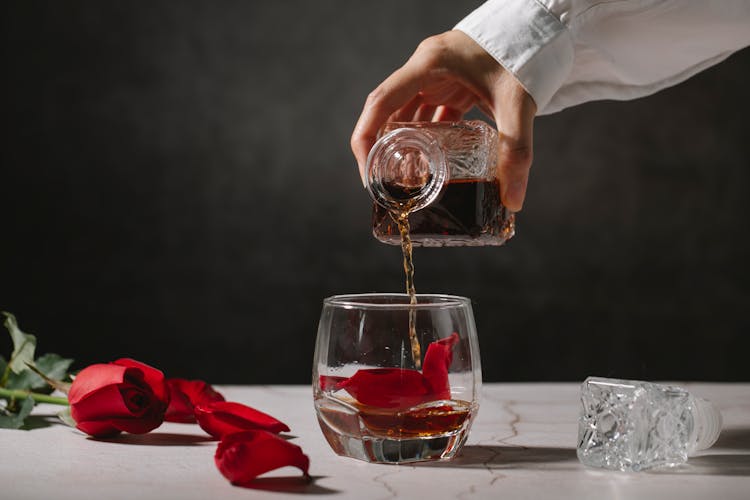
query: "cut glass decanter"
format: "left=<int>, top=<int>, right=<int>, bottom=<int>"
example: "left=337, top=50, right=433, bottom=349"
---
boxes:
left=577, top=376, right=722, bottom=471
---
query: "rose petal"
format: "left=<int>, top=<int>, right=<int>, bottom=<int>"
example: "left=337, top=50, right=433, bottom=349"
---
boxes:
left=71, top=384, right=138, bottom=423
left=75, top=420, right=120, bottom=438
left=318, top=375, right=347, bottom=392
left=68, top=364, right=129, bottom=405
left=422, top=332, right=459, bottom=399
left=120, top=385, right=157, bottom=417
left=166, top=378, right=225, bottom=423
left=164, top=384, right=195, bottom=423
left=71, top=384, right=126, bottom=437
left=102, top=414, right=167, bottom=435
left=337, top=368, right=432, bottom=409
left=195, top=401, right=290, bottom=439
left=215, top=430, right=310, bottom=485
left=112, top=358, right=169, bottom=404
left=321, top=334, right=460, bottom=408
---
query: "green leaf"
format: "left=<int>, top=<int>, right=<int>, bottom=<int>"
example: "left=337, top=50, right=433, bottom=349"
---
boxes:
left=35, top=353, right=74, bottom=381
left=5, top=369, right=41, bottom=391
left=0, top=396, right=35, bottom=429
left=2, top=312, right=37, bottom=375
left=6, top=354, right=76, bottom=392
left=0, top=356, right=6, bottom=376
left=57, top=406, right=76, bottom=428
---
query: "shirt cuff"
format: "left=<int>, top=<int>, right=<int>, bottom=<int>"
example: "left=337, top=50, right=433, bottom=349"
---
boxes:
left=454, top=0, right=574, bottom=114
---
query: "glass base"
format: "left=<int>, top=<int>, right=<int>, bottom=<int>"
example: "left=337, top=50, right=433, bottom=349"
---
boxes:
left=318, top=418, right=470, bottom=464
left=314, top=395, right=474, bottom=464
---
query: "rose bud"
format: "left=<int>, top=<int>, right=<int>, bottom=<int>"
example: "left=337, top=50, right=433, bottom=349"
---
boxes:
left=165, top=378, right=225, bottom=423
left=68, top=358, right=169, bottom=438
left=195, top=401, right=290, bottom=439
left=215, top=430, right=310, bottom=485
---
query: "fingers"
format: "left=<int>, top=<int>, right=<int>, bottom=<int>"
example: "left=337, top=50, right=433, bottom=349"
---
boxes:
left=492, top=85, right=536, bottom=212
left=351, top=64, right=425, bottom=183
left=389, top=95, right=423, bottom=122
left=392, top=96, right=468, bottom=123
left=433, top=105, right=463, bottom=122
left=413, top=104, right=438, bottom=121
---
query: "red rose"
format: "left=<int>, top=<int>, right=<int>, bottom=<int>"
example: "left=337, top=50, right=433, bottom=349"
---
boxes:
left=215, top=430, right=310, bottom=485
left=68, top=358, right=169, bottom=438
left=195, top=401, right=290, bottom=439
left=165, top=378, right=225, bottom=423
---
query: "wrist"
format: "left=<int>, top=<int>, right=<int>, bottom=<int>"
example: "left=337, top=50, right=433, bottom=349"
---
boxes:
left=454, top=0, right=573, bottom=114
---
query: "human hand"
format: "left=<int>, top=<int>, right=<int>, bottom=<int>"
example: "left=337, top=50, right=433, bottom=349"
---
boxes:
left=351, top=30, right=536, bottom=212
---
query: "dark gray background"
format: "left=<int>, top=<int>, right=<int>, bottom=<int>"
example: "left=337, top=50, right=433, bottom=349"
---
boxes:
left=3, top=1, right=748, bottom=383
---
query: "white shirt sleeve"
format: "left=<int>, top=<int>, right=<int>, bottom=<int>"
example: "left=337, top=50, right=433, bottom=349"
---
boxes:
left=455, top=0, right=750, bottom=115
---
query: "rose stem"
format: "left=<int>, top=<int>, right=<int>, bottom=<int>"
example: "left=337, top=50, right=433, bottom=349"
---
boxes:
left=0, top=387, right=69, bottom=405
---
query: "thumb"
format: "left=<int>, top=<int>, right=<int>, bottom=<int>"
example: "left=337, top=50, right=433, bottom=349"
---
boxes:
left=493, top=84, right=536, bottom=212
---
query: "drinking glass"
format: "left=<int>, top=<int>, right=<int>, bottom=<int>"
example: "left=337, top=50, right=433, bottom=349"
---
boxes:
left=312, top=293, right=481, bottom=464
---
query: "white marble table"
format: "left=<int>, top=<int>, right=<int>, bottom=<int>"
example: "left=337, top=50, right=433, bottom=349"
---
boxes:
left=2, top=383, right=749, bottom=499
